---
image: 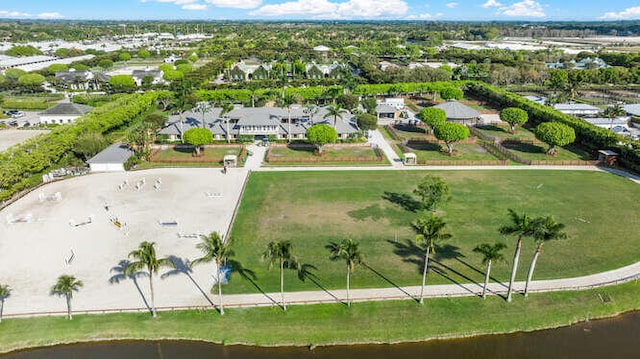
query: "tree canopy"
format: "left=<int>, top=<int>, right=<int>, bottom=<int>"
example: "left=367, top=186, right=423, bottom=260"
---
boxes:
left=534, top=122, right=576, bottom=155
left=499, top=107, right=528, bottom=133
left=108, top=75, right=136, bottom=93
left=306, top=124, right=337, bottom=154
left=183, top=127, right=213, bottom=156
left=419, top=107, right=447, bottom=129
left=433, top=122, right=470, bottom=154
left=439, top=87, right=464, bottom=100
left=413, top=175, right=450, bottom=212
left=356, top=113, right=378, bottom=131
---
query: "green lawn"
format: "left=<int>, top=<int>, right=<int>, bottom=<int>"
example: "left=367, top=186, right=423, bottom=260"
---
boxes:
left=227, top=170, right=640, bottom=295
left=1, top=281, right=640, bottom=352
left=405, top=142, right=504, bottom=163
left=502, top=142, right=594, bottom=162
left=150, top=146, right=244, bottom=167
left=265, top=145, right=385, bottom=166
left=475, top=124, right=538, bottom=141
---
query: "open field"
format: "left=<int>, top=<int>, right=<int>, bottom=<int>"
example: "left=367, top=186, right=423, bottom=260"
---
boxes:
left=0, top=129, right=49, bottom=152
left=265, top=145, right=385, bottom=166
left=1, top=280, right=639, bottom=353
left=0, top=168, right=248, bottom=316
left=227, top=170, right=640, bottom=294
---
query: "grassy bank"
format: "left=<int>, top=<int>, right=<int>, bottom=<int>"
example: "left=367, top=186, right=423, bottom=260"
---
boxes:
left=1, top=281, right=639, bottom=354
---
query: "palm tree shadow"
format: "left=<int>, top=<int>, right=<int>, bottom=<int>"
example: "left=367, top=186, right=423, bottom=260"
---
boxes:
left=228, top=259, right=279, bottom=306
left=382, top=191, right=422, bottom=212
left=362, top=263, right=418, bottom=303
left=109, top=259, right=152, bottom=314
left=298, top=263, right=343, bottom=305
left=162, top=256, right=215, bottom=307
left=455, top=257, right=508, bottom=292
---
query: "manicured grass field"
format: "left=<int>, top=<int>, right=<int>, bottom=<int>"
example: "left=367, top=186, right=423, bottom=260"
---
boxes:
left=227, top=170, right=640, bottom=295
left=149, top=146, right=243, bottom=167
left=502, top=142, right=594, bottom=161
left=405, top=142, right=503, bottom=162
left=475, top=124, right=538, bottom=141
left=2, top=281, right=639, bottom=352
left=265, top=145, right=385, bottom=166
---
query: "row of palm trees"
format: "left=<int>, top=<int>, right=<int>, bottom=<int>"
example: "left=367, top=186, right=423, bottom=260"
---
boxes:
left=0, top=209, right=565, bottom=322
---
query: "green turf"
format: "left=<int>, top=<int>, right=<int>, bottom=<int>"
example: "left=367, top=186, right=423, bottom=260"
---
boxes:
left=265, top=145, right=385, bottom=166
left=475, top=124, right=538, bottom=141
left=226, top=170, right=640, bottom=295
left=502, top=142, right=594, bottom=161
left=405, top=142, right=504, bottom=162
left=1, top=281, right=639, bottom=352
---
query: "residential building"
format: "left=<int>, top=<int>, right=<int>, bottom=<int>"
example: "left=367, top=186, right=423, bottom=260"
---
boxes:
left=433, top=100, right=481, bottom=125
left=55, top=69, right=96, bottom=90
left=553, top=103, right=601, bottom=116
left=39, top=102, right=94, bottom=125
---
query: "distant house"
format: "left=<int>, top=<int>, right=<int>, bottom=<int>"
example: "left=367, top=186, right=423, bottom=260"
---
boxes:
left=87, top=142, right=134, bottom=172
left=574, top=57, right=610, bottom=70
left=305, top=61, right=345, bottom=79
left=523, top=95, right=547, bottom=105
left=553, top=103, right=601, bottom=117
left=159, top=105, right=359, bottom=142
left=375, top=98, right=405, bottom=121
left=228, top=60, right=272, bottom=81
left=55, top=69, right=95, bottom=90
left=39, top=102, right=93, bottom=125
left=433, top=100, right=480, bottom=125
left=583, top=117, right=629, bottom=130
left=164, top=54, right=180, bottom=64
left=131, top=69, right=164, bottom=86
left=313, top=45, right=330, bottom=60
left=378, top=61, right=399, bottom=71
left=623, top=104, right=640, bottom=117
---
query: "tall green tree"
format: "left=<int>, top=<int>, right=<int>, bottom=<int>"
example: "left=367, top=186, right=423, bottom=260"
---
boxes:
left=411, top=215, right=452, bottom=304
left=327, top=238, right=363, bottom=307
left=50, top=275, right=83, bottom=320
left=419, top=107, right=447, bottom=132
left=473, top=242, right=506, bottom=299
left=263, top=240, right=299, bottom=311
left=0, top=284, right=10, bottom=323
left=499, top=107, right=528, bottom=134
left=221, top=103, right=235, bottom=144
left=433, top=122, right=470, bottom=155
left=183, top=128, right=213, bottom=156
left=524, top=216, right=567, bottom=297
left=277, top=94, right=300, bottom=143
left=499, top=209, right=537, bottom=302
left=603, top=104, right=626, bottom=130
left=194, top=101, right=212, bottom=129
left=306, top=124, right=337, bottom=154
left=324, top=104, right=349, bottom=127
left=191, top=232, right=233, bottom=315
left=125, top=241, right=174, bottom=317
left=534, top=122, right=576, bottom=156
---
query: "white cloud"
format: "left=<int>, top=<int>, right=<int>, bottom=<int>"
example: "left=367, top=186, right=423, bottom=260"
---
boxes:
left=205, top=0, right=262, bottom=9
left=601, top=6, right=640, bottom=19
left=406, top=12, right=442, bottom=19
left=37, top=12, right=64, bottom=19
left=498, top=0, right=545, bottom=17
left=481, top=0, right=501, bottom=8
left=446, top=2, right=458, bottom=8
left=182, top=3, right=208, bottom=10
left=0, top=10, right=31, bottom=17
left=251, top=0, right=408, bottom=18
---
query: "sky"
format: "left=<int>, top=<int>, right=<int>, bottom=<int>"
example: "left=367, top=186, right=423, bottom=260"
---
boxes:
left=1, top=0, right=640, bottom=21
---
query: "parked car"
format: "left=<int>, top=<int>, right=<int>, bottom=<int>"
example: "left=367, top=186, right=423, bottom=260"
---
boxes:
left=4, top=110, right=25, bottom=118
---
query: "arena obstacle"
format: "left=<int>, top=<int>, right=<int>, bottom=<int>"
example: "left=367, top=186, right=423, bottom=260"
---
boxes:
left=6, top=213, right=33, bottom=224
left=159, top=219, right=178, bottom=227
left=38, top=191, right=62, bottom=202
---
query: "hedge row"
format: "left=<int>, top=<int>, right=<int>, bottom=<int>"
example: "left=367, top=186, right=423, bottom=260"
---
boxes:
left=2, top=100, right=53, bottom=110
left=465, top=81, right=640, bottom=171
left=0, top=91, right=164, bottom=202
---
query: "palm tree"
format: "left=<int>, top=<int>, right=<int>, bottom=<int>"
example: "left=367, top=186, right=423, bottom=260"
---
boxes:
left=499, top=209, right=537, bottom=302
left=473, top=243, right=507, bottom=299
left=194, top=101, right=212, bottom=129
left=603, top=104, right=626, bottom=130
left=277, top=94, right=299, bottom=143
left=524, top=216, right=567, bottom=297
left=304, top=104, right=319, bottom=125
left=323, top=104, right=348, bottom=127
left=126, top=241, right=174, bottom=317
left=173, top=95, right=194, bottom=144
left=191, top=232, right=233, bottom=315
left=262, top=240, right=299, bottom=311
left=326, top=238, right=363, bottom=307
left=50, top=275, right=83, bottom=320
left=220, top=103, right=234, bottom=144
left=411, top=215, right=452, bottom=304
left=0, top=284, right=10, bottom=323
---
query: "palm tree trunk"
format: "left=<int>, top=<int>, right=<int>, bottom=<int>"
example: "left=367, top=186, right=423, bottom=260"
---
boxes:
left=0, top=299, right=3, bottom=323
left=506, top=236, right=522, bottom=303
left=149, top=273, right=157, bottom=318
left=346, top=264, right=351, bottom=307
left=482, top=260, right=492, bottom=299
left=66, top=294, right=72, bottom=320
left=524, top=243, right=544, bottom=297
left=287, top=109, right=292, bottom=143
left=419, top=246, right=431, bottom=304
left=217, top=259, right=224, bottom=316
left=280, top=259, right=286, bottom=311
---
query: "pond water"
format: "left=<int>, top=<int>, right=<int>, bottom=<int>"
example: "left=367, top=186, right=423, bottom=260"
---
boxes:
left=3, top=311, right=640, bottom=359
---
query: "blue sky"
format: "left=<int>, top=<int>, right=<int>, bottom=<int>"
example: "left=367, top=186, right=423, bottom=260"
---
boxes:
left=2, top=0, right=640, bottom=21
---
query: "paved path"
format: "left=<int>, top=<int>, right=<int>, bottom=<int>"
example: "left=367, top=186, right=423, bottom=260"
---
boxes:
left=368, top=129, right=403, bottom=167
left=243, top=143, right=267, bottom=170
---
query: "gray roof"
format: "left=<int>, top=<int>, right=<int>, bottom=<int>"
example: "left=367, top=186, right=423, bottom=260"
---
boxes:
left=623, top=104, right=640, bottom=117
left=584, top=118, right=629, bottom=126
left=40, top=103, right=94, bottom=116
left=87, top=142, right=134, bottom=164
left=376, top=104, right=398, bottom=114
left=553, top=103, right=601, bottom=112
left=433, top=100, right=480, bottom=120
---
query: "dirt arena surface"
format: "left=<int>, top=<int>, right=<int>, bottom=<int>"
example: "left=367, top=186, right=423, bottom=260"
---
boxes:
left=0, top=129, right=49, bottom=152
left=0, top=167, right=248, bottom=315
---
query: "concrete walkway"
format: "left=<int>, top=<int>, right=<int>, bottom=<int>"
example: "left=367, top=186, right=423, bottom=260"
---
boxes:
left=243, top=143, right=267, bottom=171
left=368, top=129, right=403, bottom=167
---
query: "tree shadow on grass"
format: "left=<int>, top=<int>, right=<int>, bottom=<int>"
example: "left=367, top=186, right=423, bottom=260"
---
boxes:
left=161, top=256, right=215, bottom=307
left=228, top=259, right=279, bottom=307
left=362, top=263, right=418, bottom=303
left=454, top=257, right=508, bottom=291
left=109, top=259, right=151, bottom=314
left=382, top=191, right=422, bottom=212
left=298, top=263, right=343, bottom=305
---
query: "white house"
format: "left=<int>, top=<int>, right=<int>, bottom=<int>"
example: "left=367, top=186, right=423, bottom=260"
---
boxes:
left=87, top=142, right=134, bottom=172
left=553, top=103, right=601, bottom=117
left=377, top=98, right=405, bottom=110
left=39, top=103, right=93, bottom=125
